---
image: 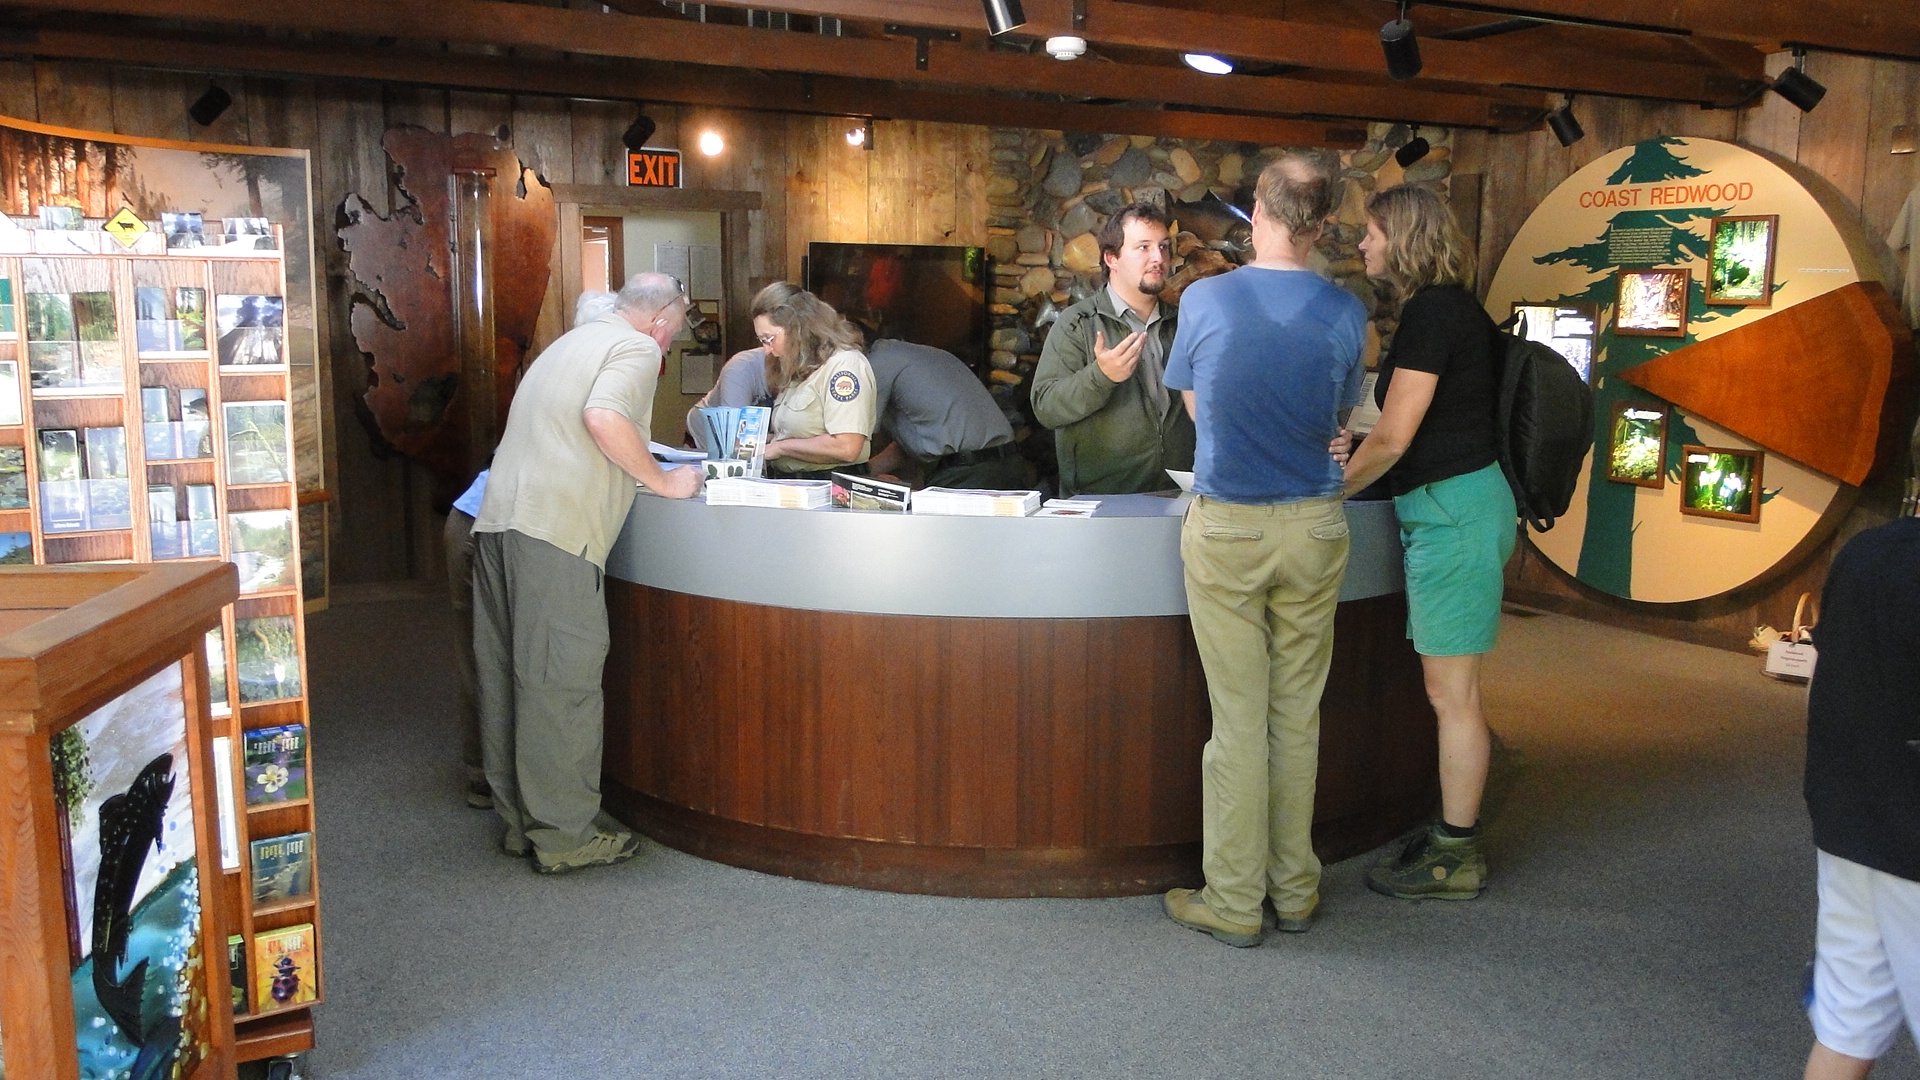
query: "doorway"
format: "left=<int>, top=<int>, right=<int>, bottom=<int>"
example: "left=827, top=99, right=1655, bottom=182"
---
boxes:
left=576, top=209, right=725, bottom=446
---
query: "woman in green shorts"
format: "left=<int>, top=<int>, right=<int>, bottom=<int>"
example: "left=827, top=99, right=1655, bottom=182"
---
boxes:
left=1342, top=184, right=1516, bottom=901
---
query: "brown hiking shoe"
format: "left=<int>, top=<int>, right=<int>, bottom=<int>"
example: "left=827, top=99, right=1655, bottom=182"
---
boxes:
left=1164, top=888, right=1263, bottom=947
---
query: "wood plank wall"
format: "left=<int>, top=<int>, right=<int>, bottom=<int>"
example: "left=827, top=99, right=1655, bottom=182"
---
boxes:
left=1464, top=52, right=1920, bottom=649
left=0, top=60, right=987, bottom=585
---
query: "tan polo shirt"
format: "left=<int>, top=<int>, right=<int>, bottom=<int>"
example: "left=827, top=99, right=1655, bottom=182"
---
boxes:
left=473, top=312, right=661, bottom=568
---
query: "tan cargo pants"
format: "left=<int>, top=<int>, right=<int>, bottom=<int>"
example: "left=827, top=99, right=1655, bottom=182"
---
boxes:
left=1180, top=493, right=1349, bottom=922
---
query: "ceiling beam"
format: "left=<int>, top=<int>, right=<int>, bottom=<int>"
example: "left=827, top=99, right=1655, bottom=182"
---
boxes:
left=25, top=27, right=1371, bottom=147
left=1409, top=0, right=1920, bottom=61
left=31, top=0, right=1546, bottom=128
left=679, top=0, right=1765, bottom=103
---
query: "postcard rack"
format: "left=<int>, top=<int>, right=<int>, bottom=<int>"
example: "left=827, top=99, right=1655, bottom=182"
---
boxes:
left=0, top=223, right=322, bottom=1062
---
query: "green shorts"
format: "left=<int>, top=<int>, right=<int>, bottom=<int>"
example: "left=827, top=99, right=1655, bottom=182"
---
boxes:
left=1393, top=462, right=1518, bottom=657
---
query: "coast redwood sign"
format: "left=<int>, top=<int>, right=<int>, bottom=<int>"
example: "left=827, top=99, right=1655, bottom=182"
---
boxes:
left=628, top=148, right=683, bottom=188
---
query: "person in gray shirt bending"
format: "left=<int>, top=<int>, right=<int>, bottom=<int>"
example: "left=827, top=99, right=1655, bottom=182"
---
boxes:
left=863, top=338, right=1029, bottom=490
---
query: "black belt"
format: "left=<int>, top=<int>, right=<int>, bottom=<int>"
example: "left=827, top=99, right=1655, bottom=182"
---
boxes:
left=932, top=443, right=1017, bottom=470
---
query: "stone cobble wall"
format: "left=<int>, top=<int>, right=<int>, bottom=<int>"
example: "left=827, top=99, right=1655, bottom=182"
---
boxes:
left=980, top=122, right=1454, bottom=458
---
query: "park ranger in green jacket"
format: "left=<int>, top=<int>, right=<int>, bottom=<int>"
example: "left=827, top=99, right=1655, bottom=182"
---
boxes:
left=1032, top=201, right=1196, bottom=497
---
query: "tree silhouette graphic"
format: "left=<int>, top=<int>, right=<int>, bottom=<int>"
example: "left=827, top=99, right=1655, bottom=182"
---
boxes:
left=1605, top=137, right=1706, bottom=186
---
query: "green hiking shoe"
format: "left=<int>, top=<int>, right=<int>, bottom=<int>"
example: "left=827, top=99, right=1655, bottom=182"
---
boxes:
left=533, top=828, right=641, bottom=875
left=1366, top=826, right=1486, bottom=900
left=1164, top=888, right=1264, bottom=947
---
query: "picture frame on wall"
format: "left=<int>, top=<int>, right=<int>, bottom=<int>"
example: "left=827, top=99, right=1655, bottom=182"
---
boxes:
left=1705, top=214, right=1778, bottom=307
left=1614, top=268, right=1690, bottom=338
left=1607, top=402, right=1668, bottom=488
left=1511, top=302, right=1598, bottom=384
left=1679, top=444, right=1763, bottom=523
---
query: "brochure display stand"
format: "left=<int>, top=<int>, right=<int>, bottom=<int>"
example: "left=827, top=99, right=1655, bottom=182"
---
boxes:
left=0, top=222, right=321, bottom=1062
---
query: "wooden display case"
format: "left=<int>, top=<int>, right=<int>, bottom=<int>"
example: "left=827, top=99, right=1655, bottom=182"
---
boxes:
left=0, top=561, right=237, bottom=1080
left=0, top=225, right=320, bottom=1062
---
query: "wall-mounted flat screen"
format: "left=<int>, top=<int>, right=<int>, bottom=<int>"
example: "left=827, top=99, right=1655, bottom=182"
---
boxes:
left=807, top=242, right=988, bottom=373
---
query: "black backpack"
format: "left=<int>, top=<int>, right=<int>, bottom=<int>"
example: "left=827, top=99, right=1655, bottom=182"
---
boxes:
left=1491, top=320, right=1595, bottom=532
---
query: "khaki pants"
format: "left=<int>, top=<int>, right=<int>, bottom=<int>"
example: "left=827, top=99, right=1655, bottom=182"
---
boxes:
left=1180, top=494, right=1349, bottom=921
left=471, top=528, right=611, bottom=856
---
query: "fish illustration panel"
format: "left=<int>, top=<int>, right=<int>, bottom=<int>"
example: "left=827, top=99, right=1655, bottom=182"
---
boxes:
left=51, top=662, right=213, bottom=1080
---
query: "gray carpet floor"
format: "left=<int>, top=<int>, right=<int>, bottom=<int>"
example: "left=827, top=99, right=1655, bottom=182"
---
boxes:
left=298, top=589, right=1920, bottom=1079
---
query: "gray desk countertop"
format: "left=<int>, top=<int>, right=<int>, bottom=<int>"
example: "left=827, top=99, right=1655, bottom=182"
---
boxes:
left=607, top=492, right=1404, bottom=619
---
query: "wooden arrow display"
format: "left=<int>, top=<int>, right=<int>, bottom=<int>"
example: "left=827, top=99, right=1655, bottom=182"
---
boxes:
left=1617, top=281, right=1913, bottom=486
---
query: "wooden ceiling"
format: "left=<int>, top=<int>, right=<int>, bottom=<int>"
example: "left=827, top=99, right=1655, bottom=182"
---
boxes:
left=11, top=0, right=1919, bottom=145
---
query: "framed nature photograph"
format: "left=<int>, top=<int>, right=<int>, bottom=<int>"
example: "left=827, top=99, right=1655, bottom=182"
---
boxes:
left=1614, top=268, right=1690, bottom=338
left=1706, top=214, right=1778, bottom=307
left=1679, top=445, right=1763, bottom=523
left=1607, top=403, right=1667, bottom=488
left=1512, top=302, right=1599, bottom=383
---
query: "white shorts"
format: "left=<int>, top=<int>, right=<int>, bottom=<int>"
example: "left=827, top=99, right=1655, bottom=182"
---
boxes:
left=1810, top=849, right=1920, bottom=1060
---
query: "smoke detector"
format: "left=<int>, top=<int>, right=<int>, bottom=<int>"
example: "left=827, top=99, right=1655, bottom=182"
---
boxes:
left=1045, top=35, right=1087, bottom=60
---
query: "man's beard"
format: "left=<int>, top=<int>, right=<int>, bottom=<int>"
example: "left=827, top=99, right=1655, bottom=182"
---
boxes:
left=1137, top=273, right=1167, bottom=295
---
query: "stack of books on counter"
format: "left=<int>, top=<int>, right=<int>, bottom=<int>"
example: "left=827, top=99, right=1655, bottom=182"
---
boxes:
left=705, top=477, right=833, bottom=509
left=910, top=487, right=1043, bottom=517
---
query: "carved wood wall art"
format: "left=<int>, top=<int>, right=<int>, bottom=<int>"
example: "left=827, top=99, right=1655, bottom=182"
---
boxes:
left=339, top=126, right=555, bottom=503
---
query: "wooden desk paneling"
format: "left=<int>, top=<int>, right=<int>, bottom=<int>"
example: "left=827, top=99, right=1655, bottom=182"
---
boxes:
left=604, top=582, right=1437, bottom=897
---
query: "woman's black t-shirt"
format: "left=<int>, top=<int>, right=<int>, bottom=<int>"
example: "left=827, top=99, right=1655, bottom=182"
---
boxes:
left=1373, top=284, right=1500, bottom=496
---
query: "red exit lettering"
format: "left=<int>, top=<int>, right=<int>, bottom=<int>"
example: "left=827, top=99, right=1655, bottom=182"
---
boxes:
left=627, top=150, right=682, bottom=188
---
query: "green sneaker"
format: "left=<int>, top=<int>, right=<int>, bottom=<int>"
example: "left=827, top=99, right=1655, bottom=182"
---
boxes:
left=533, top=828, right=641, bottom=875
left=1366, top=826, right=1486, bottom=900
left=1164, top=888, right=1263, bottom=947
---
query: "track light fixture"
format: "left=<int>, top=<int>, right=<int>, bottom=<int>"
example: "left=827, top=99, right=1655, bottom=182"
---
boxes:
left=188, top=81, right=231, bottom=127
left=1769, top=48, right=1826, bottom=114
left=981, top=0, right=1025, bottom=37
left=1546, top=95, right=1585, bottom=148
left=1380, top=0, right=1422, bottom=82
left=1395, top=126, right=1430, bottom=168
left=847, top=118, right=874, bottom=150
left=621, top=109, right=657, bottom=152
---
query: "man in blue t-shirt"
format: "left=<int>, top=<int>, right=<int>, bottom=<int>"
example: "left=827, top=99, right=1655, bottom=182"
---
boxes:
left=1159, top=155, right=1366, bottom=948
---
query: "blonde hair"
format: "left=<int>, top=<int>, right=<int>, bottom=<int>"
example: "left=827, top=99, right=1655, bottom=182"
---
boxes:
left=751, top=281, right=863, bottom=394
left=1255, top=155, right=1335, bottom=237
left=1364, top=184, right=1476, bottom=299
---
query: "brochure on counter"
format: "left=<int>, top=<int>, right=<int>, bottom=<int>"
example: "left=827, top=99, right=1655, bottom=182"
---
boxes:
left=831, top=472, right=911, bottom=512
left=705, top=476, right=832, bottom=509
left=911, top=487, right=1042, bottom=517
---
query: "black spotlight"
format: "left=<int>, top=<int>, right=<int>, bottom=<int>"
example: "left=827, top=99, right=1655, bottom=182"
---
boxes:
left=1771, top=51, right=1826, bottom=113
left=1546, top=96, right=1584, bottom=147
left=982, top=0, right=1025, bottom=36
left=621, top=110, right=656, bottom=152
left=1395, top=126, right=1430, bottom=168
left=188, top=82, right=231, bottom=127
left=1380, top=1, right=1421, bottom=81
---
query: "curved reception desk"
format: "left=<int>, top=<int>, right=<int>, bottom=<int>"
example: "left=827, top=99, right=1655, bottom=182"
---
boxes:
left=602, top=492, right=1437, bottom=898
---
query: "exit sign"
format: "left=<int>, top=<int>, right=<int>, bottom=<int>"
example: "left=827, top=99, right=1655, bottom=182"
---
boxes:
left=627, top=148, right=682, bottom=188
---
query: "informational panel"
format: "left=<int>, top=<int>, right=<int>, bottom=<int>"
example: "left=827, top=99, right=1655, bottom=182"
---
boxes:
left=1484, top=137, right=1880, bottom=604
left=52, top=663, right=214, bottom=1080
